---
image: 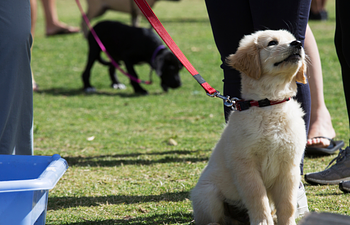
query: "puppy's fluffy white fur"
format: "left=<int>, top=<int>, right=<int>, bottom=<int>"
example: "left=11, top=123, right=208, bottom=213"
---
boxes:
left=191, top=30, right=307, bottom=225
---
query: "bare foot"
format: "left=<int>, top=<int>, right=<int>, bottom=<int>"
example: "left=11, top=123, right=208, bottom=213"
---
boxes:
left=32, top=73, right=39, bottom=92
left=33, top=81, right=39, bottom=92
left=307, top=105, right=336, bottom=148
left=46, top=22, right=80, bottom=36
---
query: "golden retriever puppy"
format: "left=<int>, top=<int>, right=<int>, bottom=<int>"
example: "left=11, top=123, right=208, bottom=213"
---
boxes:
left=191, top=30, right=307, bottom=225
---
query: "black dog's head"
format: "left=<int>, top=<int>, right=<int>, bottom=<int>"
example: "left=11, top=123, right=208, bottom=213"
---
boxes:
left=154, top=50, right=183, bottom=92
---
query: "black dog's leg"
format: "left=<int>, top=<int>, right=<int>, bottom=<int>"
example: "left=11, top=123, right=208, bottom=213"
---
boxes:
left=82, top=53, right=97, bottom=93
left=124, top=61, right=148, bottom=95
left=82, top=37, right=101, bottom=92
left=108, top=64, right=126, bottom=90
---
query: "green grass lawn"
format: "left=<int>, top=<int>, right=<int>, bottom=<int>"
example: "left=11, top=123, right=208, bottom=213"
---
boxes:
left=31, top=0, right=349, bottom=224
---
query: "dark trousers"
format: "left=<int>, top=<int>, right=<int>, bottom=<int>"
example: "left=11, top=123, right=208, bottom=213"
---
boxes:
left=335, top=0, right=350, bottom=129
left=0, top=0, right=33, bottom=155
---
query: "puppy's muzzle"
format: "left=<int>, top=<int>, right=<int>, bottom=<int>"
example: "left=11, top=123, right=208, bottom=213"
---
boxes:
left=274, top=40, right=302, bottom=66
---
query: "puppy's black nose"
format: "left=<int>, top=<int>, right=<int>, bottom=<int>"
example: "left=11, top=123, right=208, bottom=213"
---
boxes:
left=290, top=40, right=302, bottom=49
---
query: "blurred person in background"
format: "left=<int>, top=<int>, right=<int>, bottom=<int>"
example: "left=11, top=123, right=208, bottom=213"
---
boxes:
left=0, top=0, right=33, bottom=155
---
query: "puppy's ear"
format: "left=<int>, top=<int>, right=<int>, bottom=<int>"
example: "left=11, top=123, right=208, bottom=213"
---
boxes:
left=295, top=60, right=307, bottom=84
left=226, top=42, right=261, bottom=80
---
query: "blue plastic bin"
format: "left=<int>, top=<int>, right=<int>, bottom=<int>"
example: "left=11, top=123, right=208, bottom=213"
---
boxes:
left=0, top=154, right=68, bottom=225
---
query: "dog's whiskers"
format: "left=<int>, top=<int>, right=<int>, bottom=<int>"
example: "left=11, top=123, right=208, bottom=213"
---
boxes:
left=304, top=55, right=311, bottom=65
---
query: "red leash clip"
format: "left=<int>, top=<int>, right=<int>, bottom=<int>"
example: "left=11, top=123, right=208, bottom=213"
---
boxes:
left=207, top=92, right=241, bottom=110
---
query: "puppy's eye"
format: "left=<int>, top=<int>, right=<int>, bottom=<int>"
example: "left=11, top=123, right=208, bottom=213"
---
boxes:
left=268, top=40, right=278, bottom=46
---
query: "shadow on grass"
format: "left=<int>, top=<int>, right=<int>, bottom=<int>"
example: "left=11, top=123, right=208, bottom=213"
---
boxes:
left=53, top=212, right=193, bottom=225
left=48, top=191, right=190, bottom=210
left=304, top=153, right=333, bottom=159
left=64, top=149, right=210, bottom=167
left=36, top=88, right=165, bottom=97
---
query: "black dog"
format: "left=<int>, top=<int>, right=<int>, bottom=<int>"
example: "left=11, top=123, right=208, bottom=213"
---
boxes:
left=82, top=21, right=182, bottom=94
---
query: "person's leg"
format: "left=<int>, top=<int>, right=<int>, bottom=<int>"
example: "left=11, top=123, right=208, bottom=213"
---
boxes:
left=309, top=0, right=328, bottom=20
left=305, top=24, right=336, bottom=148
left=335, top=1, right=350, bottom=123
left=328, top=0, right=350, bottom=194
left=304, top=0, right=350, bottom=188
left=310, top=0, right=327, bottom=14
left=30, top=0, right=37, bottom=36
left=30, top=0, right=39, bottom=91
left=0, top=0, right=33, bottom=155
left=41, top=0, right=79, bottom=36
left=205, top=0, right=253, bottom=120
left=321, top=0, right=327, bottom=10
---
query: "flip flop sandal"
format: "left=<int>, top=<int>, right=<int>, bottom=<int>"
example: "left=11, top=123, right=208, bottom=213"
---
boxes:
left=305, top=136, right=344, bottom=155
left=46, top=27, right=80, bottom=37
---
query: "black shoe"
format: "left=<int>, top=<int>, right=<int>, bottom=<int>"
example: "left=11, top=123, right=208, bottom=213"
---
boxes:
left=339, top=181, right=350, bottom=194
left=304, top=147, right=350, bottom=185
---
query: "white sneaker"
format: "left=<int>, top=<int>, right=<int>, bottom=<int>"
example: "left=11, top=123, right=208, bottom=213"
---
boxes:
left=112, top=83, right=126, bottom=90
left=295, top=182, right=309, bottom=218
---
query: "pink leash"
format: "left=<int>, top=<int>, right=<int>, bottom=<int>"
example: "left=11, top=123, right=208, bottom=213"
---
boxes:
left=75, top=0, right=151, bottom=84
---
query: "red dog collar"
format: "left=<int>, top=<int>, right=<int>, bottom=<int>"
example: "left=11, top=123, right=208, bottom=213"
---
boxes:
left=235, top=98, right=291, bottom=111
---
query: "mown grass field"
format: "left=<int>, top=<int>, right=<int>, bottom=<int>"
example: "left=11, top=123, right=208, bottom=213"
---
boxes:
left=31, top=0, right=349, bottom=224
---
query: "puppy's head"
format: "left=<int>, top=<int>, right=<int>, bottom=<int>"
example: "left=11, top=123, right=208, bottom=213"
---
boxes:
left=154, top=50, right=183, bottom=92
left=226, top=30, right=307, bottom=84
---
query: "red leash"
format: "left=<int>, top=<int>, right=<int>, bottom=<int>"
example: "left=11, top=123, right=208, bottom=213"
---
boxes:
left=134, top=0, right=217, bottom=95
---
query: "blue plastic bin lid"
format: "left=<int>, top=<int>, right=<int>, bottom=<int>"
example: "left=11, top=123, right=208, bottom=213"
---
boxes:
left=0, top=154, right=68, bottom=193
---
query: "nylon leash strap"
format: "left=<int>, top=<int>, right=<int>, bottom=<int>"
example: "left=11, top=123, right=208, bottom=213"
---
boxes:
left=134, top=0, right=217, bottom=95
